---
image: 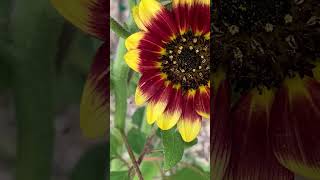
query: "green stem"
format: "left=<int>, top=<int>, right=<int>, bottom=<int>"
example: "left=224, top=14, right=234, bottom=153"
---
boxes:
left=10, top=1, right=63, bottom=180
left=112, top=39, right=129, bottom=130
left=110, top=17, right=131, bottom=39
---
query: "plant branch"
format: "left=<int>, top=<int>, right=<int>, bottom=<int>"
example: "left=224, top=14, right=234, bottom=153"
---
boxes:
left=137, top=128, right=157, bottom=164
left=120, top=130, right=144, bottom=180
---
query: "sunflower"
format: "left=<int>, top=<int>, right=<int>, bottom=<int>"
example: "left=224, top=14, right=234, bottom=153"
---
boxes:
left=211, top=0, right=320, bottom=179
left=51, top=0, right=109, bottom=138
left=124, top=0, right=210, bottom=142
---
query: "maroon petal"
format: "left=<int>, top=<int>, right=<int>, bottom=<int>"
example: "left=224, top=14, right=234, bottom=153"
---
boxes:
left=211, top=80, right=231, bottom=179
left=224, top=89, right=294, bottom=180
left=80, top=43, right=109, bottom=138
left=270, top=77, right=320, bottom=179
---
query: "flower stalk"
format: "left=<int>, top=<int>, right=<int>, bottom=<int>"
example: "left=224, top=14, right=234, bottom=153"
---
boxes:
left=10, top=1, right=63, bottom=180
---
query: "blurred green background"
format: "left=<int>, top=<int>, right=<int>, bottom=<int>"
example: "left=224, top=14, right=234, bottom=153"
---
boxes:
left=0, top=0, right=107, bottom=180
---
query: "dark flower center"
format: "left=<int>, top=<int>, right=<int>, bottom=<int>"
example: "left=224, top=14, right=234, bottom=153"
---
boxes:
left=212, top=0, right=320, bottom=94
left=160, top=31, right=210, bottom=91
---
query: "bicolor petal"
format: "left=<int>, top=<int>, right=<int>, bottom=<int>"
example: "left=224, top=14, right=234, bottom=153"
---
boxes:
left=270, top=77, right=320, bottom=179
left=156, top=85, right=182, bottom=130
left=211, top=80, right=231, bottom=180
left=146, top=82, right=172, bottom=124
left=224, top=89, right=294, bottom=180
left=51, top=0, right=108, bottom=40
left=172, top=0, right=194, bottom=34
left=125, top=32, right=145, bottom=51
left=135, top=72, right=166, bottom=106
left=136, top=0, right=177, bottom=41
left=178, top=90, right=202, bottom=142
left=195, top=85, right=210, bottom=118
left=190, top=0, right=210, bottom=35
left=124, top=50, right=162, bottom=73
left=80, top=43, right=109, bottom=138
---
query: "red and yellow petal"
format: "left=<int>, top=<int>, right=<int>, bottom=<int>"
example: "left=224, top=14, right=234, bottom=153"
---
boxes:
left=80, top=43, right=109, bottom=138
left=135, top=72, right=167, bottom=106
left=125, top=32, right=165, bottom=53
left=211, top=80, right=231, bottom=180
left=270, top=77, right=320, bottom=179
left=172, top=0, right=194, bottom=34
left=124, top=50, right=162, bottom=73
left=190, top=0, right=210, bottom=35
left=134, top=0, right=177, bottom=42
left=51, top=0, right=108, bottom=40
left=156, top=84, right=182, bottom=130
left=146, top=82, right=172, bottom=124
left=195, top=85, right=210, bottom=118
left=177, top=89, right=202, bottom=142
left=224, top=89, right=294, bottom=179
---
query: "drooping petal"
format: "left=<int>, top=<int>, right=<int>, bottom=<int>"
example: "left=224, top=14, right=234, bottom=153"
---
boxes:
left=135, top=0, right=177, bottom=42
left=172, top=0, right=194, bottom=34
left=177, top=89, right=202, bottom=142
left=80, top=43, right=109, bottom=138
left=195, top=85, right=210, bottom=118
left=51, top=0, right=108, bottom=40
left=156, top=84, right=182, bottom=130
left=190, top=0, right=210, bottom=35
left=224, top=89, right=294, bottom=180
left=211, top=80, right=231, bottom=180
left=270, top=77, right=320, bottom=179
left=135, top=72, right=166, bottom=106
left=146, top=81, right=172, bottom=124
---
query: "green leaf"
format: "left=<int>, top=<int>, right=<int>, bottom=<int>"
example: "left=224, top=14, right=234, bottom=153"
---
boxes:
left=127, top=128, right=146, bottom=154
left=167, top=167, right=210, bottom=180
left=132, top=107, right=145, bottom=129
left=110, top=171, right=129, bottom=180
left=161, top=129, right=184, bottom=170
left=111, top=129, right=123, bottom=157
left=134, top=161, right=159, bottom=180
left=70, top=143, right=108, bottom=180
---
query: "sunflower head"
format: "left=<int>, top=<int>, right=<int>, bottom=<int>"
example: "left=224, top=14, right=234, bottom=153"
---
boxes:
left=125, top=0, right=210, bottom=142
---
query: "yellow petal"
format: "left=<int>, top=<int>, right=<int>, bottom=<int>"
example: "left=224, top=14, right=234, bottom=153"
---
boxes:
left=178, top=118, right=201, bottom=142
left=125, top=32, right=144, bottom=51
left=204, top=32, right=210, bottom=40
left=124, top=50, right=140, bottom=72
left=135, top=86, right=148, bottom=106
left=146, top=100, right=167, bottom=125
left=138, top=0, right=163, bottom=27
left=80, top=81, right=108, bottom=138
left=51, top=0, right=107, bottom=39
left=132, top=6, right=148, bottom=31
left=195, top=0, right=210, bottom=5
left=156, top=110, right=181, bottom=130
